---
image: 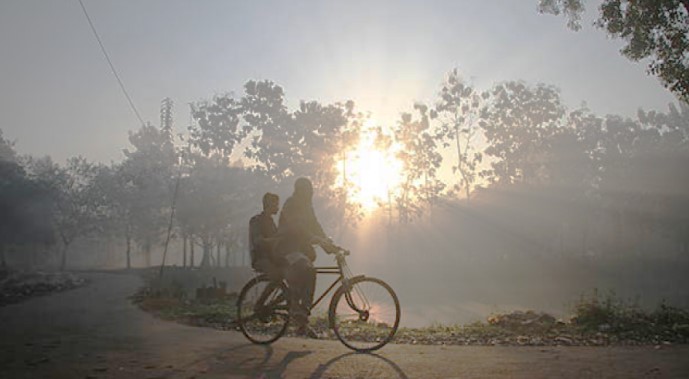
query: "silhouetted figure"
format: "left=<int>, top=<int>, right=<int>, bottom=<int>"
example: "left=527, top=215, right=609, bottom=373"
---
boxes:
left=249, top=192, right=282, bottom=275
left=277, top=177, right=331, bottom=337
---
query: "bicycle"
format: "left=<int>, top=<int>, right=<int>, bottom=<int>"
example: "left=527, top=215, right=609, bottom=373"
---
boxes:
left=236, top=245, right=401, bottom=352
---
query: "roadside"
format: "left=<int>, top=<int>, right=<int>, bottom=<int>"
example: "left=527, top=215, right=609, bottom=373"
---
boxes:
left=0, top=267, right=86, bottom=306
left=1, top=271, right=688, bottom=378
left=135, top=269, right=689, bottom=348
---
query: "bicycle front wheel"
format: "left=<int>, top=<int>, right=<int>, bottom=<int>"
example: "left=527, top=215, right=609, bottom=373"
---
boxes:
left=237, top=275, right=290, bottom=344
left=328, top=276, right=400, bottom=352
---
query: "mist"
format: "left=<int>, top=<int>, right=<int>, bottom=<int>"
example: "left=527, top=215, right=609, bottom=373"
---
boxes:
left=3, top=2, right=689, bottom=378
left=3, top=70, right=688, bottom=329
left=2, top=0, right=688, bottom=333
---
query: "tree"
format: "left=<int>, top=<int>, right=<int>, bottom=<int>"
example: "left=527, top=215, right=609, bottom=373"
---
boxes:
left=241, top=80, right=293, bottom=179
left=240, top=80, right=364, bottom=226
left=121, top=123, right=177, bottom=267
left=0, top=129, right=17, bottom=162
left=289, top=99, right=360, bottom=226
left=175, top=155, right=267, bottom=268
left=603, top=103, right=689, bottom=256
left=393, top=103, right=445, bottom=223
left=95, top=163, right=138, bottom=269
left=480, top=81, right=566, bottom=185
left=26, top=156, right=104, bottom=270
left=0, top=131, right=54, bottom=267
left=434, top=68, right=486, bottom=202
left=190, top=94, right=245, bottom=162
left=539, top=0, right=689, bottom=101
left=335, top=100, right=364, bottom=226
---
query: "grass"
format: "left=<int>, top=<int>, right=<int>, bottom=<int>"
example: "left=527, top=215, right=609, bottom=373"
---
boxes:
left=132, top=286, right=238, bottom=329
left=569, top=289, right=689, bottom=343
left=133, top=277, right=689, bottom=346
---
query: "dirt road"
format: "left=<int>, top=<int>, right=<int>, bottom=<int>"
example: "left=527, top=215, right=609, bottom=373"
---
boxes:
left=0, top=272, right=687, bottom=379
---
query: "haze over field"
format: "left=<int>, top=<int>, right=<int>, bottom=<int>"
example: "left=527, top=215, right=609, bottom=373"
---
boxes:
left=1, top=0, right=689, bottom=329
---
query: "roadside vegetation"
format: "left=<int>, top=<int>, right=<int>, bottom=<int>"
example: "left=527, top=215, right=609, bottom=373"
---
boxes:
left=133, top=274, right=689, bottom=347
left=0, top=267, right=85, bottom=306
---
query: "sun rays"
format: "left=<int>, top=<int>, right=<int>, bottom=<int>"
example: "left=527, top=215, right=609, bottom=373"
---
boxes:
left=337, top=122, right=403, bottom=212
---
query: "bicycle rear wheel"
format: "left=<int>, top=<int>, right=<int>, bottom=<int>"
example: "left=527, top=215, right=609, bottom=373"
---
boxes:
left=328, top=276, right=400, bottom=352
left=237, top=275, right=290, bottom=344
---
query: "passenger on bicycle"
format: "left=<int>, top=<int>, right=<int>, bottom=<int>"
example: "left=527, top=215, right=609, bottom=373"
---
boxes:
left=249, top=192, right=284, bottom=277
left=276, top=177, right=333, bottom=337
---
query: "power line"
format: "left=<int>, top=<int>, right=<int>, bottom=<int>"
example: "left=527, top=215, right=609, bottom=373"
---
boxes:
left=77, top=0, right=146, bottom=127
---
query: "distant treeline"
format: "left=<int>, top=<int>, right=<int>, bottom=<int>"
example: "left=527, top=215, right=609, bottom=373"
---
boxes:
left=1, top=68, right=688, bottom=270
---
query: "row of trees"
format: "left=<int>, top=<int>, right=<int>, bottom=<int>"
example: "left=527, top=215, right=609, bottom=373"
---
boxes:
left=0, top=87, right=366, bottom=270
left=2, top=66, right=688, bottom=269
left=415, top=70, right=689, bottom=258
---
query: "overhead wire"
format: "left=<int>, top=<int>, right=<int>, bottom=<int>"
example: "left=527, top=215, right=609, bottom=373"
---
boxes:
left=76, top=1, right=192, bottom=276
left=77, top=0, right=146, bottom=127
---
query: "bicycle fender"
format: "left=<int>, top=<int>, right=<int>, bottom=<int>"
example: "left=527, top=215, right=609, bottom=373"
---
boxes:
left=340, top=275, right=366, bottom=290
left=328, top=275, right=367, bottom=328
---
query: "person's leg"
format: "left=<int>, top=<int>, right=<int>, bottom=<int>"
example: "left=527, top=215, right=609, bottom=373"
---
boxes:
left=252, top=260, right=279, bottom=316
left=285, top=260, right=307, bottom=322
left=285, top=259, right=317, bottom=336
left=302, top=263, right=316, bottom=313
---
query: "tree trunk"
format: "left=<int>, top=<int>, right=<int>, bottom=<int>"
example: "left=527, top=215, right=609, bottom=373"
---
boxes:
left=387, top=190, right=392, bottom=226
left=59, top=242, right=70, bottom=271
left=143, top=239, right=151, bottom=267
left=190, top=237, right=195, bottom=268
left=613, top=209, right=623, bottom=255
left=200, top=239, right=211, bottom=268
left=125, top=233, right=131, bottom=270
left=464, top=182, right=471, bottom=204
left=581, top=222, right=588, bottom=258
left=216, top=242, right=221, bottom=268
left=225, top=243, right=230, bottom=268
left=182, top=235, right=187, bottom=268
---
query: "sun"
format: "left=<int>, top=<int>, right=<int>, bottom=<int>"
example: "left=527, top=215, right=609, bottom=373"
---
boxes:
left=337, top=124, right=403, bottom=211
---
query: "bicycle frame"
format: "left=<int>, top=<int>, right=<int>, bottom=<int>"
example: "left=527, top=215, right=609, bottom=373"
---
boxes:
left=310, top=251, right=365, bottom=315
left=310, top=265, right=341, bottom=311
left=245, top=250, right=367, bottom=319
left=239, top=247, right=400, bottom=351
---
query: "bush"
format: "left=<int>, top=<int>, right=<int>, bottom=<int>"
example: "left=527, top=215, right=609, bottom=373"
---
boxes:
left=571, top=290, right=689, bottom=342
left=571, top=289, right=647, bottom=332
left=653, top=301, right=689, bottom=327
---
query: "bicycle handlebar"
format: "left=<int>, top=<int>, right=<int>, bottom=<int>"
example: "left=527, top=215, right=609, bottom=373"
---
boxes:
left=322, top=243, right=349, bottom=256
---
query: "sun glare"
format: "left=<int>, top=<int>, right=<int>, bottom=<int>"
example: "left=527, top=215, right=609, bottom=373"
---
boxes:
left=337, top=124, right=403, bottom=212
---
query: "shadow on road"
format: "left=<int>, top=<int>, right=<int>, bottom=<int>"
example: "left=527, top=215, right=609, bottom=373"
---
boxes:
left=226, top=343, right=275, bottom=372
left=198, top=343, right=408, bottom=378
left=197, top=343, right=311, bottom=378
left=309, top=351, right=409, bottom=379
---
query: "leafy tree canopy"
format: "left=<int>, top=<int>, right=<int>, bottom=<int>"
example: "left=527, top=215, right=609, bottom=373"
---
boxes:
left=539, top=0, right=689, bottom=101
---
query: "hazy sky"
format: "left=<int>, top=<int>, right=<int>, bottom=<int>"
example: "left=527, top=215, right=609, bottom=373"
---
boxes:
left=0, top=0, right=679, bottom=163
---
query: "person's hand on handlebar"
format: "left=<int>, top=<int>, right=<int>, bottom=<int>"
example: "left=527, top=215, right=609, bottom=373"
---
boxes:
left=310, top=235, right=330, bottom=246
left=310, top=236, right=338, bottom=253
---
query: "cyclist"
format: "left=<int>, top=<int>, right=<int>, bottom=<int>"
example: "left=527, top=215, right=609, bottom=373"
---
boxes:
left=249, top=192, right=284, bottom=277
left=276, top=177, right=333, bottom=337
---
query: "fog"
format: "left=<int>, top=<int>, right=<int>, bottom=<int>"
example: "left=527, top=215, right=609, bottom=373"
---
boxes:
left=3, top=74, right=688, bottom=328
left=1, top=1, right=688, bottom=331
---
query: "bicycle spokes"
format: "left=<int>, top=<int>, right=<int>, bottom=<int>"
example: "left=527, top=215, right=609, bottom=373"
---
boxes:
left=237, top=277, right=290, bottom=344
left=330, top=277, right=400, bottom=352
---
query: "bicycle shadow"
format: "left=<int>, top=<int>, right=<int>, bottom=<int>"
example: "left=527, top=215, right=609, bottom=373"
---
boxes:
left=308, top=351, right=409, bottom=379
left=190, top=343, right=311, bottom=378
left=255, top=349, right=312, bottom=379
